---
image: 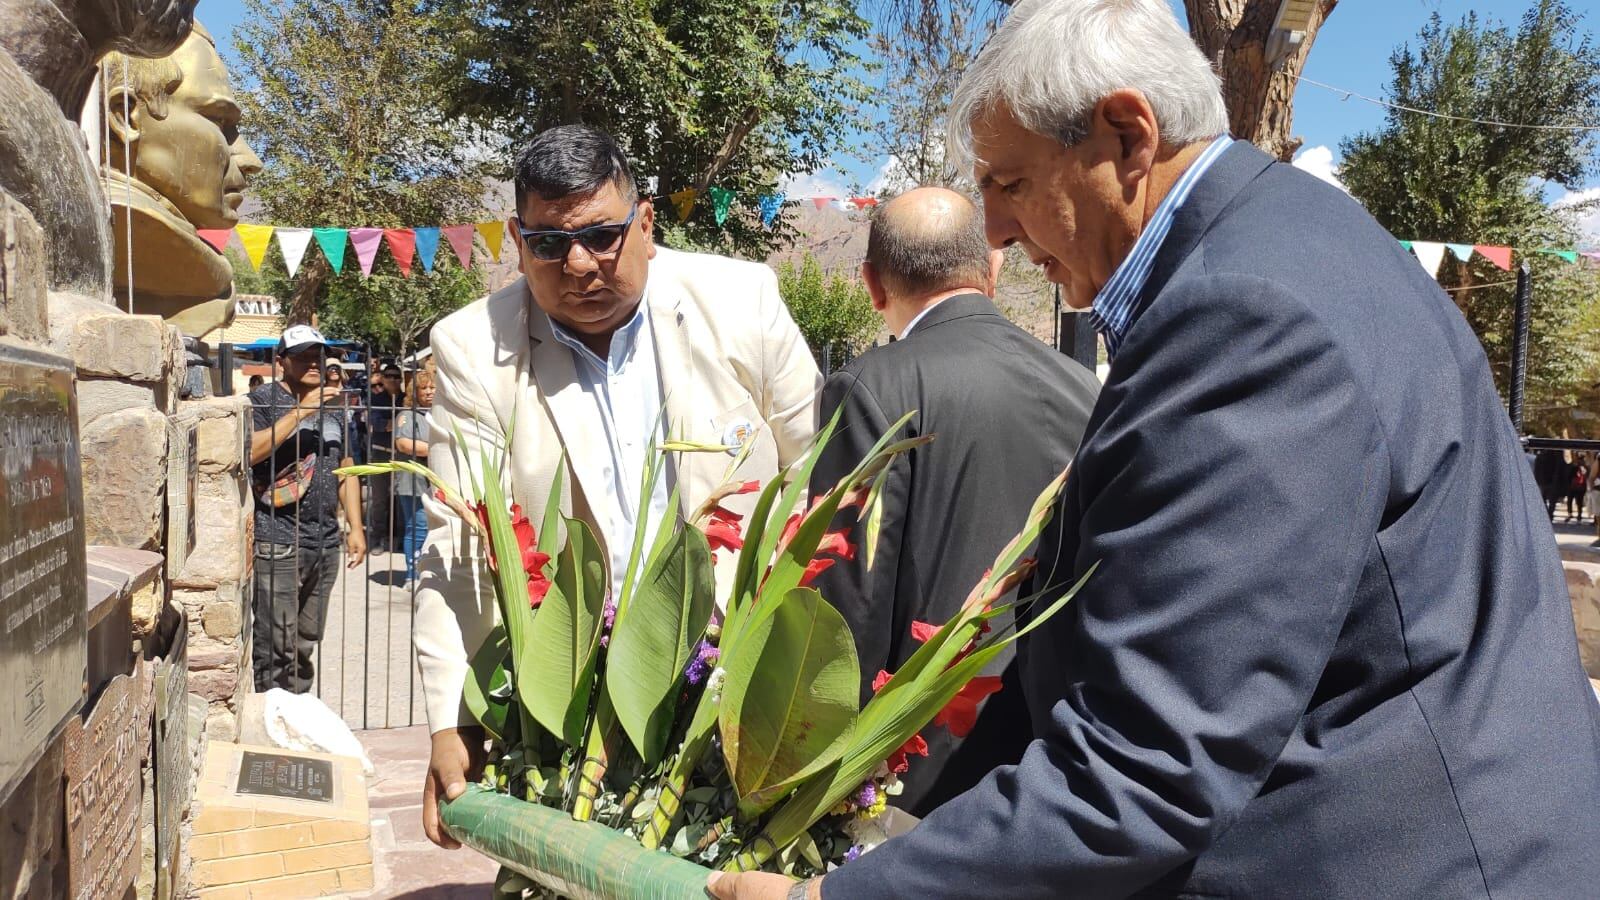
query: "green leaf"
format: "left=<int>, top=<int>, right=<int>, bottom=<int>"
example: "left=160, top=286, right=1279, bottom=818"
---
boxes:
left=517, top=517, right=607, bottom=747
left=719, top=587, right=859, bottom=816
left=606, top=524, right=717, bottom=765
left=461, top=625, right=510, bottom=740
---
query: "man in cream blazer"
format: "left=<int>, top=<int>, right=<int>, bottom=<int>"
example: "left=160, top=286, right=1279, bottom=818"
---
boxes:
left=415, top=125, right=820, bottom=848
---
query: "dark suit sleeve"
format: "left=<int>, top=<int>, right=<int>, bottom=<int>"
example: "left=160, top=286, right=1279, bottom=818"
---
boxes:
left=809, top=367, right=910, bottom=701
left=823, top=275, right=1392, bottom=898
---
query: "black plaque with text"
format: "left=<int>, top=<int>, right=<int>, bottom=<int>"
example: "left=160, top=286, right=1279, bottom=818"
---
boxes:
left=0, top=346, right=86, bottom=802
left=236, top=751, right=334, bottom=803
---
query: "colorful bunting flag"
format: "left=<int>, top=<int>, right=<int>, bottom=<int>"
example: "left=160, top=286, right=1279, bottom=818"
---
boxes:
left=235, top=223, right=275, bottom=272
left=275, top=228, right=312, bottom=278
left=811, top=197, right=833, bottom=211
left=1536, top=248, right=1579, bottom=264
left=758, top=194, right=784, bottom=228
left=1410, top=241, right=1446, bottom=277
left=475, top=221, right=505, bottom=262
left=708, top=187, right=735, bottom=226
left=384, top=228, right=417, bottom=277
left=1584, top=250, right=1600, bottom=262
left=1398, top=239, right=1413, bottom=251
left=312, top=227, right=348, bottom=274
left=443, top=225, right=475, bottom=269
left=849, top=197, right=878, bottom=210
left=349, top=227, right=384, bottom=276
left=197, top=228, right=233, bottom=253
left=670, top=188, right=698, bottom=223
left=413, top=226, right=441, bottom=274
left=1446, top=243, right=1475, bottom=262
left=1474, top=244, right=1513, bottom=271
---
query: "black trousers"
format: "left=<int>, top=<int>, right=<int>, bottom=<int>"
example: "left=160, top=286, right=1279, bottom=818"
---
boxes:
left=251, top=542, right=338, bottom=693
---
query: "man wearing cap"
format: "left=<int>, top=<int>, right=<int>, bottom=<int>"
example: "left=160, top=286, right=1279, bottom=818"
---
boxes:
left=248, top=324, right=368, bottom=693
left=415, top=124, right=820, bottom=848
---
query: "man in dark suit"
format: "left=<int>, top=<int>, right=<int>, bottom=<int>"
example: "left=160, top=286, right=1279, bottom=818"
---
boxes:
left=809, top=187, right=1099, bottom=817
left=711, top=1, right=1600, bottom=898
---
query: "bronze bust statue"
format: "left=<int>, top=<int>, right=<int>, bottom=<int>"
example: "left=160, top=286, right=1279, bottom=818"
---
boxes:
left=102, top=22, right=262, bottom=333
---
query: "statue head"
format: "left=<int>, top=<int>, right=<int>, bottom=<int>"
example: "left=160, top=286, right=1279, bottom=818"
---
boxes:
left=103, top=22, right=262, bottom=231
left=94, top=0, right=202, bottom=59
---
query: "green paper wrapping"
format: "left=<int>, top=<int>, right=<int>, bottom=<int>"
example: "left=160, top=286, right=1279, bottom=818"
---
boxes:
left=439, top=786, right=714, bottom=899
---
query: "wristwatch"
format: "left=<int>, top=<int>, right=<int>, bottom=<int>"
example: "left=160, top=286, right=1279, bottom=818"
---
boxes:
left=786, top=881, right=813, bottom=900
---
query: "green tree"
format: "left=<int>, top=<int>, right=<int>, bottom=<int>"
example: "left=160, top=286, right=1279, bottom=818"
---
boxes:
left=233, top=0, right=494, bottom=339
left=433, top=0, right=868, bottom=258
left=1340, top=0, right=1600, bottom=435
left=777, top=253, right=879, bottom=362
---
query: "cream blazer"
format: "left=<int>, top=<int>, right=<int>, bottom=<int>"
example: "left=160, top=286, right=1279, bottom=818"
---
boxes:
left=413, top=246, right=821, bottom=732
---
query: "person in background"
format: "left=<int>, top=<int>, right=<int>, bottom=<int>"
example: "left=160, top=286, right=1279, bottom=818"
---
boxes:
left=807, top=186, right=1100, bottom=816
left=247, top=374, right=264, bottom=390
left=392, top=370, right=436, bottom=587
left=1567, top=457, right=1588, bottom=522
left=366, top=361, right=404, bottom=553
left=1534, top=448, right=1567, bottom=520
left=324, top=357, right=345, bottom=391
left=247, top=325, right=367, bottom=692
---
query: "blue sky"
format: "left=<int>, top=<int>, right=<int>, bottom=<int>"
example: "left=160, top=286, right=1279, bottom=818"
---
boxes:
left=196, top=0, right=1598, bottom=235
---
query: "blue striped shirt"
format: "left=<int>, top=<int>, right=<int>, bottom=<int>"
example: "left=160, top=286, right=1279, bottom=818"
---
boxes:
left=1088, top=135, right=1234, bottom=358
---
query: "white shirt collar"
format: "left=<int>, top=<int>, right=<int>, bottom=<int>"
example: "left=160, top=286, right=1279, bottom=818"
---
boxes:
left=898, top=295, right=954, bottom=340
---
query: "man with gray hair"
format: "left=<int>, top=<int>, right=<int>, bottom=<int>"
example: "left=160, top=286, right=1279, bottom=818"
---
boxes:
left=807, top=186, right=1098, bottom=817
left=712, top=0, right=1600, bottom=897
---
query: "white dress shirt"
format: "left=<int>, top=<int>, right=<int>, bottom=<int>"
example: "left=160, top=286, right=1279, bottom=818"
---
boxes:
left=899, top=295, right=953, bottom=340
left=548, top=298, right=673, bottom=601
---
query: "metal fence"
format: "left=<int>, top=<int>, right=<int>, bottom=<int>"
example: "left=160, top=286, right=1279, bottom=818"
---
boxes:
left=242, top=363, right=431, bottom=730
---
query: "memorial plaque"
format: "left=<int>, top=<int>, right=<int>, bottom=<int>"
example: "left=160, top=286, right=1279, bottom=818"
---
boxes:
left=164, top=417, right=197, bottom=579
left=235, top=751, right=334, bottom=803
left=64, top=661, right=153, bottom=900
left=153, top=620, right=188, bottom=900
left=0, top=345, right=87, bottom=801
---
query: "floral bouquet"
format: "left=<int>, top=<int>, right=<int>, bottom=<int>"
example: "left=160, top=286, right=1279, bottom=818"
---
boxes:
left=338, top=409, right=1088, bottom=899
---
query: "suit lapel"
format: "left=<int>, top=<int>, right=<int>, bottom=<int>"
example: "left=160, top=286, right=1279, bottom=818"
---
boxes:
left=648, top=282, right=699, bottom=516
left=527, top=299, right=611, bottom=527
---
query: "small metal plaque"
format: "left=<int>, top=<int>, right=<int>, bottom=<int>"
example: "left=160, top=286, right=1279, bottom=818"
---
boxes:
left=235, top=751, right=334, bottom=803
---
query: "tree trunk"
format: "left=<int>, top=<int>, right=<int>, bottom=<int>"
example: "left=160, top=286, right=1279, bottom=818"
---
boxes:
left=287, top=253, right=328, bottom=325
left=1183, top=0, right=1336, bottom=161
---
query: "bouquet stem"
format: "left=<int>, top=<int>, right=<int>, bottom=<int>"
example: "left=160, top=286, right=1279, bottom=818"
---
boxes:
left=572, top=696, right=616, bottom=821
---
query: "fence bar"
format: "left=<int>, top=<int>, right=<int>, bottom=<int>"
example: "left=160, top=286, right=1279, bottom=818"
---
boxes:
left=1509, top=263, right=1531, bottom=433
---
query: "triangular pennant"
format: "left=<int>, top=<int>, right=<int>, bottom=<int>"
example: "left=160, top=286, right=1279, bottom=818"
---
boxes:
left=850, top=196, right=879, bottom=209
left=475, top=221, right=504, bottom=262
left=1398, top=239, right=1413, bottom=251
left=384, top=228, right=417, bottom=277
left=1474, top=244, right=1513, bottom=271
left=1583, top=250, right=1600, bottom=262
left=234, top=223, right=275, bottom=272
left=708, top=186, right=735, bottom=226
left=443, top=225, right=475, bottom=269
left=312, top=227, right=348, bottom=275
left=1535, top=248, right=1579, bottom=264
left=196, top=228, right=234, bottom=252
left=275, top=228, right=313, bottom=278
left=670, top=188, right=698, bottom=222
left=811, top=197, right=832, bottom=211
left=758, top=194, right=784, bottom=228
left=1446, top=243, right=1475, bottom=262
left=349, top=227, right=384, bottom=276
left=1411, top=241, right=1446, bottom=277
left=413, top=226, right=440, bottom=274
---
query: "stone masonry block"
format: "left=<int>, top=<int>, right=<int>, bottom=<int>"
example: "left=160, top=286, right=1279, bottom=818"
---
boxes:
left=1565, top=560, right=1600, bottom=679
left=189, top=633, right=238, bottom=671
left=71, top=312, right=170, bottom=380
left=1, top=191, right=49, bottom=342
left=190, top=667, right=239, bottom=702
left=219, top=823, right=317, bottom=857
left=187, top=396, right=250, bottom=472
left=279, top=841, right=370, bottom=876
left=76, top=376, right=158, bottom=427
left=193, top=853, right=284, bottom=888
left=203, top=596, right=242, bottom=641
left=81, top=406, right=168, bottom=549
left=163, top=323, right=183, bottom=413
left=177, top=479, right=251, bottom=589
left=337, top=865, right=373, bottom=892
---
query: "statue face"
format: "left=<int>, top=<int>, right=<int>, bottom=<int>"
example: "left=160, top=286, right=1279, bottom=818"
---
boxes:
left=128, top=34, right=259, bottom=230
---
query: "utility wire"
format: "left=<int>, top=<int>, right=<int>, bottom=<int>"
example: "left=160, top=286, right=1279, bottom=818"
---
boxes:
left=1290, top=74, right=1600, bottom=132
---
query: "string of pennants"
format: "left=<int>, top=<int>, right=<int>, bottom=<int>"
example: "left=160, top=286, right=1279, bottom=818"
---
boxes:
left=1399, top=239, right=1600, bottom=277
left=197, top=192, right=882, bottom=279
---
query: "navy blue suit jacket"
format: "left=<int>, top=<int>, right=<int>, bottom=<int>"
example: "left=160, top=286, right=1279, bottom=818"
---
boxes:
left=823, top=141, right=1600, bottom=898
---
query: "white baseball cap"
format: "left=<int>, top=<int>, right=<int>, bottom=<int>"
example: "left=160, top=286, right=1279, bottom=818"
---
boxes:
left=277, top=324, right=328, bottom=356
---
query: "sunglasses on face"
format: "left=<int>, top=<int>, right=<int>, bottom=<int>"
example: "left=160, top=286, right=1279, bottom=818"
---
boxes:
left=516, top=204, right=639, bottom=262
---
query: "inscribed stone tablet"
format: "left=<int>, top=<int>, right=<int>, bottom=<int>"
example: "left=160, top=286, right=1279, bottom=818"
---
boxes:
left=0, top=345, right=86, bottom=801
left=154, top=622, right=189, bottom=900
left=63, top=661, right=154, bottom=900
left=235, top=751, right=334, bottom=803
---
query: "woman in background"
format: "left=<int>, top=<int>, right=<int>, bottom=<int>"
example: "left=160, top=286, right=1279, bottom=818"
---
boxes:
left=392, top=371, right=435, bottom=587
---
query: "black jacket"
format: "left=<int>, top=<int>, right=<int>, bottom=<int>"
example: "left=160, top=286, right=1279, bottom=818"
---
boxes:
left=809, top=292, right=1099, bottom=815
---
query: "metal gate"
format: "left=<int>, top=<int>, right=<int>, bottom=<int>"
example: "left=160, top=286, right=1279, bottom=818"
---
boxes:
left=233, top=351, right=429, bottom=730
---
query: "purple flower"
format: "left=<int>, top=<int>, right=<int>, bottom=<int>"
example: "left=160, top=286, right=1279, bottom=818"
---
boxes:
left=844, top=845, right=863, bottom=863
left=600, top=595, right=618, bottom=647
left=684, top=639, right=720, bottom=685
left=855, top=781, right=877, bottom=809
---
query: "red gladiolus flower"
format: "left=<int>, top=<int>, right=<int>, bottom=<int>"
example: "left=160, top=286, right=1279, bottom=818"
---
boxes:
left=815, top=529, right=855, bottom=561
left=910, top=620, right=938, bottom=643
left=734, top=480, right=761, bottom=495
left=705, top=507, right=745, bottom=556
left=528, top=570, right=552, bottom=607
left=932, top=676, right=1003, bottom=737
left=871, top=669, right=892, bottom=693
left=886, top=733, right=928, bottom=775
left=799, top=556, right=834, bottom=587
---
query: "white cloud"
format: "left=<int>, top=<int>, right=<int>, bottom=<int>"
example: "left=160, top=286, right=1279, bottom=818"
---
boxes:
left=1554, top=187, right=1600, bottom=248
left=779, top=170, right=850, bottom=200
left=1292, top=145, right=1348, bottom=193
